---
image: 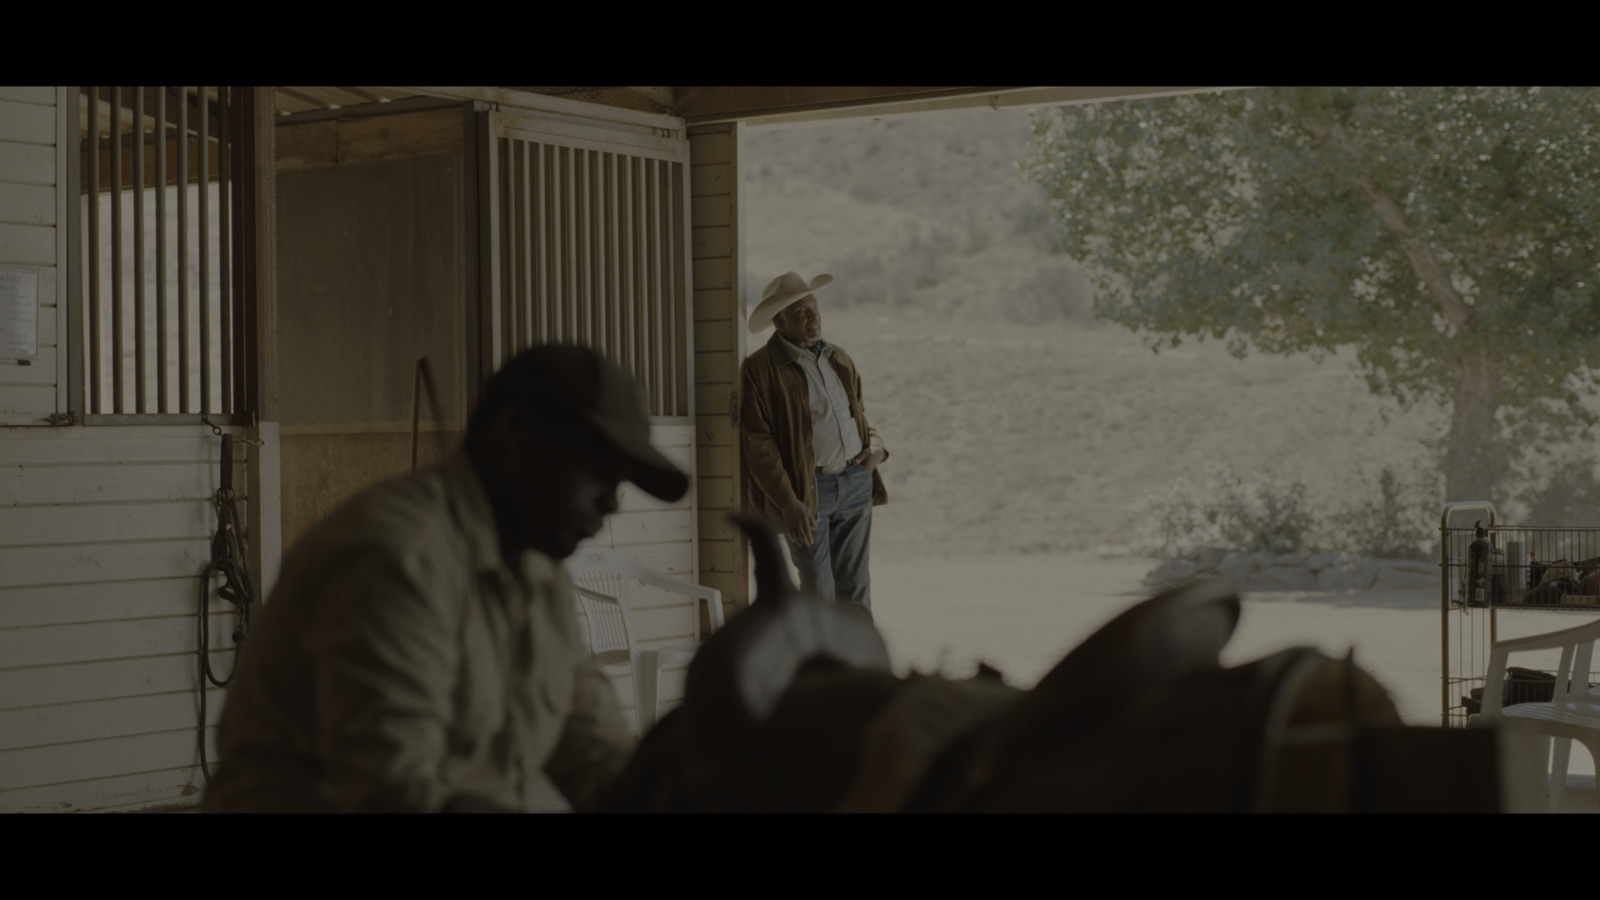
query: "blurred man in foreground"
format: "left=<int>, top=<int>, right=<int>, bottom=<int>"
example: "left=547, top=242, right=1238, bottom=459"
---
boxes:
left=205, top=345, right=688, bottom=813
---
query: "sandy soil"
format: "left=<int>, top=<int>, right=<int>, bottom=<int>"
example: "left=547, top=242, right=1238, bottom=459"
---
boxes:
left=869, top=552, right=1596, bottom=779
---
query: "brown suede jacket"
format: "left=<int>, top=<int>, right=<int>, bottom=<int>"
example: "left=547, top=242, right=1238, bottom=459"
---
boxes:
left=739, top=332, right=889, bottom=525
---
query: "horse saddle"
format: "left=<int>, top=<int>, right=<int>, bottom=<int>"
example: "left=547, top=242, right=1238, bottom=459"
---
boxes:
left=600, top=522, right=1501, bottom=813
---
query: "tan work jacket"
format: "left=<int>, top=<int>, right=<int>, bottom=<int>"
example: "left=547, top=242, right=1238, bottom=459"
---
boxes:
left=203, top=450, right=633, bottom=813
left=740, top=332, right=889, bottom=524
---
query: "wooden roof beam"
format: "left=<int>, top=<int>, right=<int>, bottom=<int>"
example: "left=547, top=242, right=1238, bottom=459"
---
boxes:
left=671, top=86, right=1016, bottom=122
left=677, top=86, right=1248, bottom=126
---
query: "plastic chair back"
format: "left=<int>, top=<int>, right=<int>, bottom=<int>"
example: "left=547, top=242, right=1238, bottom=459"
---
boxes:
left=569, top=559, right=632, bottom=658
left=566, top=545, right=726, bottom=735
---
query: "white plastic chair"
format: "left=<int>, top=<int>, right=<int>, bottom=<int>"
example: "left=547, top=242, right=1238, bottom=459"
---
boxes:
left=1476, top=616, right=1600, bottom=813
left=566, top=546, right=725, bottom=735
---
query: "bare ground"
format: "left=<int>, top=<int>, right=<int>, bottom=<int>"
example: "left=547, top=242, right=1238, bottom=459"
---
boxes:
left=868, top=553, right=1598, bottom=782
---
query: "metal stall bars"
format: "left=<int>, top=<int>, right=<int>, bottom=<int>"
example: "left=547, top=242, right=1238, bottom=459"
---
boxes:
left=77, top=87, right=248, bottom=423
left=1439, top=501, right=1600, bottom=727
left=478, top=108, right=690, bottom=418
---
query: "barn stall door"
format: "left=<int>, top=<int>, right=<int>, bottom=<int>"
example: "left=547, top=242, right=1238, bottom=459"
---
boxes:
left=477, top=109, right=698, bottom=721
left=477, top=111, right=690, bottom=418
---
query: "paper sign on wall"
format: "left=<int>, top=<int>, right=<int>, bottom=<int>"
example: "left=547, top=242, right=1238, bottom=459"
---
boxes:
left=0, top=266, right=40, bottom=361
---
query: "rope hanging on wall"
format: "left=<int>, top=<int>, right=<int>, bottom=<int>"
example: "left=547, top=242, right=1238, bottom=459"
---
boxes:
left=411, top=356, right=443, bottom=473
left=197, top=418, right=255, bottom=784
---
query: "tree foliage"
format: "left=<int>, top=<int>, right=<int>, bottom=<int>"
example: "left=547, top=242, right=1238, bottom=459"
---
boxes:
left=1022, top=87, right=1600, bottom=503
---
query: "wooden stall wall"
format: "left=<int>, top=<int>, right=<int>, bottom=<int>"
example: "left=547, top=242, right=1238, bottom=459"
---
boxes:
left=274, top=107, right=469, bottom=553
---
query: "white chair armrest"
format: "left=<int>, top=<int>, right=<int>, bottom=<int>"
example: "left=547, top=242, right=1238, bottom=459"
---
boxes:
left=573, top=584, right=620, bottom=606
left=1488, top=617, right=1600, bottom=653
left=636, top=570, right=721, bottom=602
left=700, top=587, right=725, bottom=630
left=1482, top=648, right=1512, bottom=718
left=631, top=572, right=725, bottom=632
left=1483, top=618, right=1600, bottom=718
left=644, top=647, right=697, bottom=666
left=1482, top=645, right=1569, bottom=718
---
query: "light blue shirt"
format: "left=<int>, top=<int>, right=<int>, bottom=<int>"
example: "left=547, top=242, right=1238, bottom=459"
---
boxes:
left=777, top=335, right=864, bottom=471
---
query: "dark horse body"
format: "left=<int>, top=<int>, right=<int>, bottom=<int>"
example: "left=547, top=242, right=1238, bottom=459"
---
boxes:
left=600, top=518, right=1502, bottom=813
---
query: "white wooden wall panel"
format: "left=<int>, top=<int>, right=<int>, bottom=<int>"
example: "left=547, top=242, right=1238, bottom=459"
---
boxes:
left=0, top=182, right=55, bottom=226
left=0, top=140, right=54, bottom=185
left=0, top=386, right=55, bottom=416
left=0, top=500, right=216, bottom=546
left=0, top=426, right=254, bottom=812
left=0, top=348, right=55, bottom=385
left=0, top=99, right=53, bottom=144
left=0, top=728, right=217, bottom=801
left=570, top=420, right=706, bottom=727
left=0, top=460, right=246, bottom=507
left=4, top=578, right=212, bottom=628
left=0, top=88, right=65, bottom=428
left=0, top=687, right=226, bottom=753
left=0, top=87, right=56, bottom=106
left=0, top=615, right=239, bottom=668
left=0, top=537, right=211, bottom=589
left=0, top=653, right=226, bottom=708
left=0, top=222, right=53, bottom=263
left=0, top=764, right=206, bottom=813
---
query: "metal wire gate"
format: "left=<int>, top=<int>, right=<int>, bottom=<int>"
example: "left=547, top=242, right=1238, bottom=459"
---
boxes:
left=1440, top=501, right=1600, bottom=727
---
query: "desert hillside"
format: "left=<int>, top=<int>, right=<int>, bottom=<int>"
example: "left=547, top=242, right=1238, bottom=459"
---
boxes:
left=739, top=109, right=1592, bottom=562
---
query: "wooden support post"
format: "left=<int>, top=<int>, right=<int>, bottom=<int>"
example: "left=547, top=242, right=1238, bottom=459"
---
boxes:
left=688, top=121, right=748, bottom=614
left=241, top=86, right=281, bottom=601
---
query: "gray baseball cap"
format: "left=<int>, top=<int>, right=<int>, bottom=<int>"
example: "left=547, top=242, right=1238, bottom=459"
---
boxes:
left=481, top=345, right=690, bottom=503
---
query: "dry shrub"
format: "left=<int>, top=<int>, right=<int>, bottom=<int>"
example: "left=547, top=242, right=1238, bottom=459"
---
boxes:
left=1323, top=466, right=1437, bottom=560
left=1134, top=464, right=1314, bottom=557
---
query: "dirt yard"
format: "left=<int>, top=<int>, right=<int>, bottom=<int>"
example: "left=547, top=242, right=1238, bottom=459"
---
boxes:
left=867, top=552, right=1597, bottom=781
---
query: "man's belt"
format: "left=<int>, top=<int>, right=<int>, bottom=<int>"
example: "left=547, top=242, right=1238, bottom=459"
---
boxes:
left=817, top=460, right=851, bottom=476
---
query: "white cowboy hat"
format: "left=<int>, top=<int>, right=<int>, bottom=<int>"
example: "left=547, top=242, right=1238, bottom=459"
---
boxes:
left=748, top=271, right=834, bottom=333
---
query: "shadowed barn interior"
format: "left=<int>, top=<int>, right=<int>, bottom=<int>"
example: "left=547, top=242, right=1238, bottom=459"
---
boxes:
left=0, top=85, right=1565, bottom=813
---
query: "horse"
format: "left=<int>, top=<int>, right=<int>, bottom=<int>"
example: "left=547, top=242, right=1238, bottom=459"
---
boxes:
left=598, top=517, right=1502, bottom=813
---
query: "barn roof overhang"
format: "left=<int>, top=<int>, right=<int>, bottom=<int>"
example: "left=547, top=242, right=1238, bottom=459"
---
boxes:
left=665, top=86, right=1246, bottom=125
left=271, top=86, right=1253, bottom=129
left=76, top=86, right=1251, bottom=142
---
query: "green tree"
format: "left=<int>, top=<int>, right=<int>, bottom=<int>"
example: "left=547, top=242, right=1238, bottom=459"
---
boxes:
left=1022, top=87, right=1600, bottom=504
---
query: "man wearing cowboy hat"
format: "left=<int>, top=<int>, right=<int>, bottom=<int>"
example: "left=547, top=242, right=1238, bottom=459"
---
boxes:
left=740, top=271, right=889, bottom=616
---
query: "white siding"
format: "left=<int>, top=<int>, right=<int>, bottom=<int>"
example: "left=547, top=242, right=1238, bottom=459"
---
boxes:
left=0, top=425, right=253, bottom=813
left=0, top=88, right=66, bottom=426
left=575, top=421, right=701, bottom=728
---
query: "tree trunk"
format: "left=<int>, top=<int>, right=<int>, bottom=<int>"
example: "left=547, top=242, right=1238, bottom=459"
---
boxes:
left=1442, top=349, right=1505, bottom=505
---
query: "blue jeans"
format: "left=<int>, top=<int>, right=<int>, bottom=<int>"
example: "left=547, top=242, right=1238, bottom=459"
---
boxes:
left=786, top=464, right=874, bottom=615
